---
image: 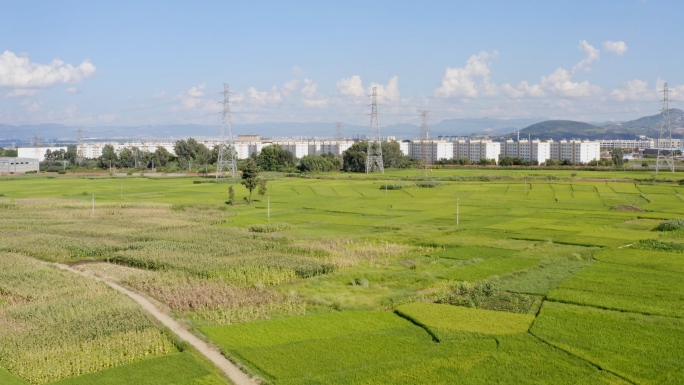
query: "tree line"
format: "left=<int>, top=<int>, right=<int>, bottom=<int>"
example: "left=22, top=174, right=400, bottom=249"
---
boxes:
left=89, top=139, right=414, bottom=173
left=36, top=139, right=630, bottom=173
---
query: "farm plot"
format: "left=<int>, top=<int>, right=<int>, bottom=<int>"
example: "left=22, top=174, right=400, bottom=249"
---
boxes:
left=203, top=309, right=610, bottom=385
left=0, top=253, right=175, bottom=384
left=0, top=368, right=28, bottom=385
left=395, top=302, right=534, bottom=338
left=47, top=352, right=225, bottom=385
left=547, top=261, right=684, bottom=318
left=498, top=258, right=593, bottom=295
left=594, top=248, right=684, bottom=273
left=437, top=256, right=539, bottom=282
left=531, top=302, right=684, bottom=385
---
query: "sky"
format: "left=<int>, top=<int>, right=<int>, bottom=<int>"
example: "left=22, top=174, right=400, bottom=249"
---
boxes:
left=1, top=0, right=683, bottom=129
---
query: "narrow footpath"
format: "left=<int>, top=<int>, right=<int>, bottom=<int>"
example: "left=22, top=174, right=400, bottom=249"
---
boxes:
left=54, top=263, right=256, bottom=385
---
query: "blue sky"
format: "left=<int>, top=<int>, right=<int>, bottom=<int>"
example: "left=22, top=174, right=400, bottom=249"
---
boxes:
left=1, top=0, right=683, bottom=128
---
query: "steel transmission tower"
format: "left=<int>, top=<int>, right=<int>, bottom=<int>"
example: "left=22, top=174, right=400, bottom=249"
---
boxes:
left=216, top=84, right=238, bottom=179
left=335, top=121, right=344, bottom=141
left=656, top=82, right=675, bottom=175
left=335, top=121, right=344, bottom=163
left=366, top=87, right=384, bottom=173
left=75, top=127, right=85, bottom=165
left=418, top=110, right=431, bottom=175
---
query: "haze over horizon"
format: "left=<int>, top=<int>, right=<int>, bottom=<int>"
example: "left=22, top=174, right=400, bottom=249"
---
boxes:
left=1, top=0, right=683, bottom=132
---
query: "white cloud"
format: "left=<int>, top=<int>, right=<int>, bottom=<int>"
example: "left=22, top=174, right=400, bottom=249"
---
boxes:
left=501, top=81, right=545, bottom=98
left=187, top=83, right=205, bottom=97
left=301, top=78, right=328, bottom=107
left=572, top=40, right=600, bottom=73
left=20, top=99, right=42, bottom=112
left=434, top=51, right=498, bottom=98
left=152, top=90, right=167, bottom=99
left=540, top=68, right=602, bottom=97
left=5, top=88, right=40, bottom=98
left=337, top=75, right=365, bottom=97
left=282, top=79, right=299, bottom=95
left=609, top=79, right=651, bottom=101
left=66, top=87, right=81, bottom=94
left=603, top=40, right=628, bottom=56
left=0, top=50, right=96, bottom=98
left=370, top=76, right=400, bottom=102
left=176, top=83, right=221, bottom=113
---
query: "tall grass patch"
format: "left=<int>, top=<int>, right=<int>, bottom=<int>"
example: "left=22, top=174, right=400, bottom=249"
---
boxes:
left=0, top=253, right=175, bottom=384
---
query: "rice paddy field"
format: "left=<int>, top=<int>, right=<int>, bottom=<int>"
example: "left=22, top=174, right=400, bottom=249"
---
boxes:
left=0, top=168, right=683, bottom=384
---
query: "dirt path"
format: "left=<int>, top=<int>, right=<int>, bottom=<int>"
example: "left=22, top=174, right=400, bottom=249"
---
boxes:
left=54, top=263, right=256, bottom=385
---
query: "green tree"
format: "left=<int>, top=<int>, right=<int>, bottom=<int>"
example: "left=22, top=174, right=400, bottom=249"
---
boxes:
left=98, top=144, right=118, bottom=169
left=228, top=185, right=235, bottom=205
left=64, top=145, right=78, bottom=164
left=153, top=146, right=173, bottom=168
left=342, top=142, right=368, bottom=172
left=258, top=178, right=268, bottom=198
left=257, top=145, right=296, bottom=171
left=297, top=154, right=340, bottom=172
left=118, top=148, right=135, bottom=168
left=342, top=141, right=411, bottom=172
left=0, top=147, right=17, bottom=157
left=381, top=141, right=409, bottom=168
left=611, top=148, right=625, bottom=167
left=241, top=158, right=260, bottom=204
left=174, top=138, right=211, bottom=170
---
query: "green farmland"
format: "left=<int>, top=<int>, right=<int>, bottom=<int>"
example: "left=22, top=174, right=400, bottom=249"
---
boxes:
left=0, top=169, right=683, bottom=384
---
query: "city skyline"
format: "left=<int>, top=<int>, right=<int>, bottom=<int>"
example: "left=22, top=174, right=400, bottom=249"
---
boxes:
left=1, top=0, right=683, bottom=129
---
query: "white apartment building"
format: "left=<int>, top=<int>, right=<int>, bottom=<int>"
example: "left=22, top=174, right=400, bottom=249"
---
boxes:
left=451, top=140, right=501, bottom=163
left=399, top=141, right=411, bottom=156
left=599, top=138, right=682, bottom=151
left=18, top=147, right=67, bottom=162
left=654, top=138, right=683, bottom=149
left=599, top=139, right=655, bottom=150
left=306, top=140, right=354, bottom=157
left=234, top=142, right=265, bottom=159
left=76, top=142, right=176, bottom=159
left=500, top=140, right=550, bottom=163
left=410, top=140, right=453, bottom=163
left=548, top=140, right=601, bottom=164
left=272, top=141, right=309, bottom=158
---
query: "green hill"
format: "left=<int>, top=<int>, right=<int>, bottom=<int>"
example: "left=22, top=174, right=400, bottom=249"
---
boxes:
left=510, top=109, right=684, bottom=141
left=517, top=120, right=603, bottom=140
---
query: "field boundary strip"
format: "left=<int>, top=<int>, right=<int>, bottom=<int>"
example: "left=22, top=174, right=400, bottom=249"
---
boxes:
left=52, top=263, right=257, bottom=385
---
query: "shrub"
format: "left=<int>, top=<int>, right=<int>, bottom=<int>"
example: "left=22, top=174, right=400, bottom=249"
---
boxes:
left=248, top=222, right=292, bottom=233
left=380, top=183, right=414, bottom=190
left=415, top=181, right=440, bottom=188
left=57, top=169, right=67, bottom=174
left=653, top=219, right=684, bottom=231
left=633, top=239, right=684, bottom=252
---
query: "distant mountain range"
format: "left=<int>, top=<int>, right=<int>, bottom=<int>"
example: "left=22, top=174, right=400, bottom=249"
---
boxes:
left=1, top=110, right=681, bottom=146
left=0, top=117, right=547, bottom=145
left=503, top=109, right=684, bottom=141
